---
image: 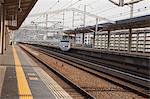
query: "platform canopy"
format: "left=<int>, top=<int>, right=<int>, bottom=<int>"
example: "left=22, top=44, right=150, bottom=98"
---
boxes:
left=0, top=0, right=37, bottom=30
left=65, top=14, right=150, bottom=34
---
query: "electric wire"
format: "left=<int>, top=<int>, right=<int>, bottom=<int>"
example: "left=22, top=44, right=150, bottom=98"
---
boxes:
left=27, top=0, right=149, bottom=30
left=44, top=0, right=83, bottom=25
left=32, top=0, right=60, bottom=22
left=58, top=0, right=74, bottom=10
left=86, top=0, right=98, bottom=6
left=106, top=5, right=150, bottom=18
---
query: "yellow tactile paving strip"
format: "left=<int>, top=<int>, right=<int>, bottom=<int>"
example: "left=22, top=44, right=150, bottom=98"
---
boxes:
left=12, top=45, right=33, bottom=99
left=34, top=68, right=73, bottom=99
left=21, top=45, right=73, bottom=99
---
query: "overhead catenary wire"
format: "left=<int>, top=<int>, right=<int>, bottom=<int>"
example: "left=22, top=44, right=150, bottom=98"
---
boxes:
left=89, top=0, right=150, bottom=19
left=26, top=0, right=149, bottom=30
left=92, top=6, right=118, bottom=14
left=84, top=5, right=150, bottom=24
left=32, top=0, right=60, bottom=22
left=106, top=5, right=150, bottom=18
left=41, top=0, right=83, bottom=25
left=64, top=0, right=83, bottom=9
left=86, top=0, right=98, bottom=6
left=39, top=0, right=82, bottom=19
left=58, top=0, right=74, bottom=10
left=29, top=0, right=116, bottom=22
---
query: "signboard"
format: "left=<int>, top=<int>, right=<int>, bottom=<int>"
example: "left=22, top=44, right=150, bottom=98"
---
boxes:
left=12, top=20, right=17, bottom=26
left=7, top=20, right=17, bottom=27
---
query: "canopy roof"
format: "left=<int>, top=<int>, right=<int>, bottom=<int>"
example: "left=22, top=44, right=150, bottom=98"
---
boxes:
left=65, top=14, right=150, bottom=34
left=1, top=0, right=37, bottom=30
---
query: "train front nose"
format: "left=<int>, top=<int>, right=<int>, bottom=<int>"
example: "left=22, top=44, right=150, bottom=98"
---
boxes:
left=59, top=41, right=70, bottom=51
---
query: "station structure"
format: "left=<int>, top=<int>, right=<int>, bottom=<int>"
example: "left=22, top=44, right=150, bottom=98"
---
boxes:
left=0, top=0, right=38, bottom=54
left=0, top=0, right=150, bottom=99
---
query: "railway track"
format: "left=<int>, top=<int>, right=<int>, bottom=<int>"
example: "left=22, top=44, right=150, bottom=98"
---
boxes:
left=32, top=44, right=149, bottom=79
left=68, top=49, right=149, bottom=79
left=20, top=44, right=150, bottom=98
left=20, top=44, right=95, bottom=99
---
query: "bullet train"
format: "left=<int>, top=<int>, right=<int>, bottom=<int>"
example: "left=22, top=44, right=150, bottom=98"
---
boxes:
left=59, top=36, right=71, bottom=51
left=20, top=35, right=71, bottom=51
left=59, top=40, right=70, bottom=51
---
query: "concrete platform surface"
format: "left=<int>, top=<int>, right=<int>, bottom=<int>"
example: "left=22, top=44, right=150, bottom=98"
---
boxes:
left=0, top=45, right=72, bottom=99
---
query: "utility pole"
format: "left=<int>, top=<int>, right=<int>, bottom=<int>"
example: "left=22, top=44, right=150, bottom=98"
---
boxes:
left=62, top=11, right=65, bottom=29
left=82, top=5, right=86, bottom=47
left=119, top=0, right=124, bottom=6
left=72, top=10, right=75, bottom=47
left=72, top=10, right=75, bottom=29
left=130, top=0, right=134, bottom=18
left=93, top=18, right=98, bottom=48
left=83, top=5, right=86, bottom=27
left=109, top=0, right=142, bottom=18
left=45, top=14, right=48, bottom=34
left=46, top=14, right=48, bottom=28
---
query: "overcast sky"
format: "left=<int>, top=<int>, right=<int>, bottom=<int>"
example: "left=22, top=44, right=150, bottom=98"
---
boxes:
left=23, top=0, right=150, bottom=29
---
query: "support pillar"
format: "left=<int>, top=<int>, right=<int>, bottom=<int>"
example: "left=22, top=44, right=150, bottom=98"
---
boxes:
left=82, top=32, right=84, bottom=47
left=107, top=30, right=110, bottom=50
left=4, top=25, right=6, bottom=50
left=93, top=18, right=98, bottom=48
left=93, top=32, right=95, bottom=48
left=128, top=28, right=132, bottom=53
left=74, top=33, right=76, bottom=47
left=0, top=3, right=5, bottom=54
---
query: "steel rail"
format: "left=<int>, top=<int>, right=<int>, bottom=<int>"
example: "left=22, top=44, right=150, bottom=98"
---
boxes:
left=20, top=44, right=95, bottom=99
left=26, top=44, right=150, bottom=98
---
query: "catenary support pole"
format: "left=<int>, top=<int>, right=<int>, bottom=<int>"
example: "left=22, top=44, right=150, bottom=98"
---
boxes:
left=82, top=5, right=86, bottom=47
left=93, top=18, right=98, bottom=48
left=72, top=10, right=75, bottom=29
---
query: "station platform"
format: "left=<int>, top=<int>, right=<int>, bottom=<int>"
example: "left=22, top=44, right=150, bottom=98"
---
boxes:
left=0, top=45, right=72, bottom=99
left=72, top=46, right=150, bottom=57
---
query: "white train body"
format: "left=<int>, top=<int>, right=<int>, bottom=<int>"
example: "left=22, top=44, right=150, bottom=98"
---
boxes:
left=59, top=40, right=71, bottom=51
left=22, top=35, right=72, bottom=51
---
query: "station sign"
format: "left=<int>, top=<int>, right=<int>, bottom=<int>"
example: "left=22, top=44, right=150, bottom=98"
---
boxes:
left=6, top=20, right=17, bottom=27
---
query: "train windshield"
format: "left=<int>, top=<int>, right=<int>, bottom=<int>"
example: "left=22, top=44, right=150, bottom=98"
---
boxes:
left=60, top=40, right=69, bottom=42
